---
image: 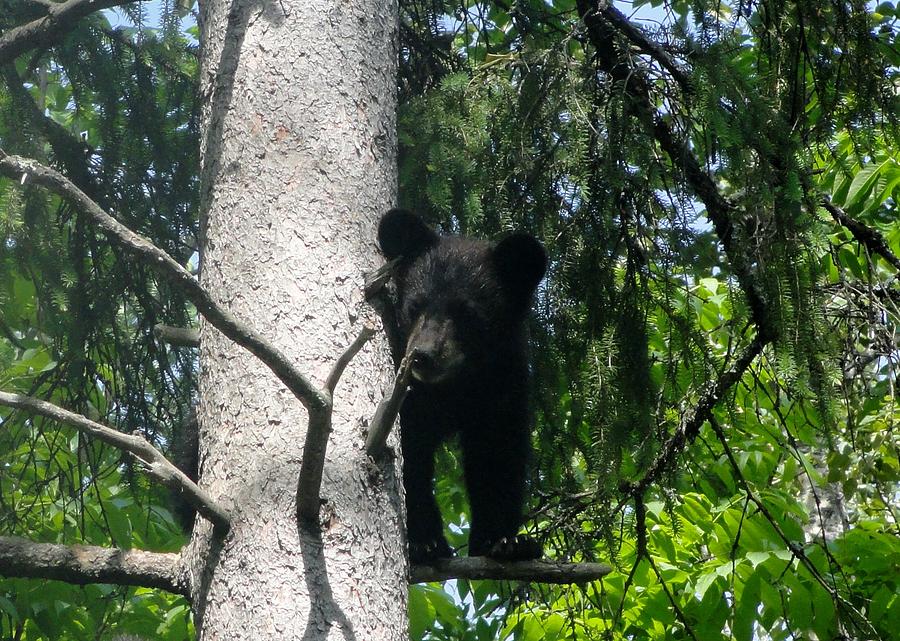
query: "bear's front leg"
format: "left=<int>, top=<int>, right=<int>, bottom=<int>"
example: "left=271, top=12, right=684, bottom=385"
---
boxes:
left=461, top=415, right=542, bottom=561
left=400, top=397, right=453, bottom=563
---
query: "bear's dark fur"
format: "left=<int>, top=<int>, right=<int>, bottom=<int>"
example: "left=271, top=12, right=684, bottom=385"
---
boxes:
left=377, top=209, right=547, bottom=562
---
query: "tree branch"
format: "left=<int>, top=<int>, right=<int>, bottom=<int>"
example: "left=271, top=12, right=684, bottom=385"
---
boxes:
left=576, top=0, right=772, bottom=339
left=154, top=323, right=200, bottom=348
left=597, top=2, right=692, bottom=93
left=0, top=0, right=138, bottom=65
left=297, top=327, right=375, bottom=525
left=0, top=391, right=230, bottom=532
left=0, top=536, right=188, bottom=597
left=624, top=334, right=767, bottom=499
left=822, top=198, right=900, bottom=273
left=409, top=557, right=611, bottom=584
left=365, top=349, right=413, bottom=458
left=325, top=325, right=375, bottom=395
left=0, top=151, right=378, bottom=537
left=0, top=152, right=329, bottom=414
left=1, top=64, right=98, bottom=195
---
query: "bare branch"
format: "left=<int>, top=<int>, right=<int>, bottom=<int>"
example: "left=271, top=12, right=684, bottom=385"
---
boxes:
left=296, top=405, right=332, bottom=526
left=0, top=152, right=328, bottom=414
left=154, top=323, right=200, bottom=348
left=409, top=557, right=611, bottom=584
left=0, top=0, right=139, bottom=65
left=822, top=198, right=900, bottom=273
left=325, top=325, right=375, bottom=395
left=365, top=350, right=413, bottom=458
left=0, top=536, right=188, bottom=596
left=0, top=391, right=230, bottom=532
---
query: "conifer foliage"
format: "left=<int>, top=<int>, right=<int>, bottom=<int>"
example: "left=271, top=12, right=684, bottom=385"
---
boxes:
left=0, top=0, right=898, bottom=639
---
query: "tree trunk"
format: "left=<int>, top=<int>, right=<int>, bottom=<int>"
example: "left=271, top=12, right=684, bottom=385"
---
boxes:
left=189, top=1, right=405, bottom=638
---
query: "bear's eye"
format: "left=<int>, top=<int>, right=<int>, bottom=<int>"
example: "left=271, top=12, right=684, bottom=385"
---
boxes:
left=448, top=300, right=481, bottom=325
left=405, top=297, right=427, bottom=321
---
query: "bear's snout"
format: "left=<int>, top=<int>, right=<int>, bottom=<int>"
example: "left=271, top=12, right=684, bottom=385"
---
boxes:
left=407, top=316, right=464, bottom=384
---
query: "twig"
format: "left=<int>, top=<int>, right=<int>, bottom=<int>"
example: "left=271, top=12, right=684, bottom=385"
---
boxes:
left=365, top=349, right=414, bottom=458
left=409, top=556, right=611, bottom=584
left=646, top=554, right=700, bottom=641
left=708, top=416, right=881, bottom=640
left=0, top=391, right=230, bottom=532
left=0, top=152, right=328, bottom=414
left=0, top=0, right=139, bottom=65
left=0, top=535, right=188, bottom=597
left=325, top=325, right=375, bottom=395
left=153, top=323, right=200, bottom=348
left=822, top=198, right=900, bottom=273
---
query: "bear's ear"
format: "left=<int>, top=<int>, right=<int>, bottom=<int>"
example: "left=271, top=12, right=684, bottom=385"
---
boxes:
left=378, top=209, right=439, bottom=260
left=492, top=232, right=548, bottom=300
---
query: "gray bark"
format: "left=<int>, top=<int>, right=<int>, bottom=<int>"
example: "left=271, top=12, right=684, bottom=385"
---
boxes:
left=189, top=1, right=405, bottom=639
left=0, top=536, right=186, bottom=596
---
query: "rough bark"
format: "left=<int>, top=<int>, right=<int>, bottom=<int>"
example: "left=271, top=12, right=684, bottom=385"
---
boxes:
left=0, top=536, right=187, bottom=596
left=188, top=0, right=404, bottom=639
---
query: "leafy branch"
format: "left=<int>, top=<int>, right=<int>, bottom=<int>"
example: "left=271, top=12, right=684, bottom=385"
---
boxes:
left=821, top=199, right=900, bottom=273
left=0, top=0, right=139, bottom=65
left=708, top=416, right=881, bottom=640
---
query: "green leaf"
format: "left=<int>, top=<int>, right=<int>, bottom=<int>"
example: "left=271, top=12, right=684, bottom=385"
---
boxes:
left=407, top=585, right=434, bottom=641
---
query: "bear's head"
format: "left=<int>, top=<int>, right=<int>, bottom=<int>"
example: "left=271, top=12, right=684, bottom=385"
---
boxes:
left=378, top=209, right=547, bottom=385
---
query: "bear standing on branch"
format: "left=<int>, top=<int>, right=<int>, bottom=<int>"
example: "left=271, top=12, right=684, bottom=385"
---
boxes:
left=377, top=209, right=547, bottom=562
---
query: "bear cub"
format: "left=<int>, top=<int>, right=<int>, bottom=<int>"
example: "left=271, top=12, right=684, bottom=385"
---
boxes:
left=378, top=209, right=547, bottom=562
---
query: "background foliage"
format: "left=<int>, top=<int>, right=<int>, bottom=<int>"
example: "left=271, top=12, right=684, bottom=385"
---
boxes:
left=0, top=0, right=898, bottom=639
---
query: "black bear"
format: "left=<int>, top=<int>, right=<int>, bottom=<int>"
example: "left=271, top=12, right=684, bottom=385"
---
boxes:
left=377, top=209, right=547, bottom=562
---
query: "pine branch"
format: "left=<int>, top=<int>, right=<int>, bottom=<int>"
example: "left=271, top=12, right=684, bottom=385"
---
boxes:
left=0, top=391, right=230, bottom=532
left=0, top=0, right=139, bottom=65
left=0, top=151, right=329, bottom=414
left=576, top=0, right=773, bottom=340
left=596, top=2, right=691, bottom=93
left=1, top=65, right=98, bottom=195
left=409, top=557, right=611, bottom=584
left=0, top=536, right=187, bottom=596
